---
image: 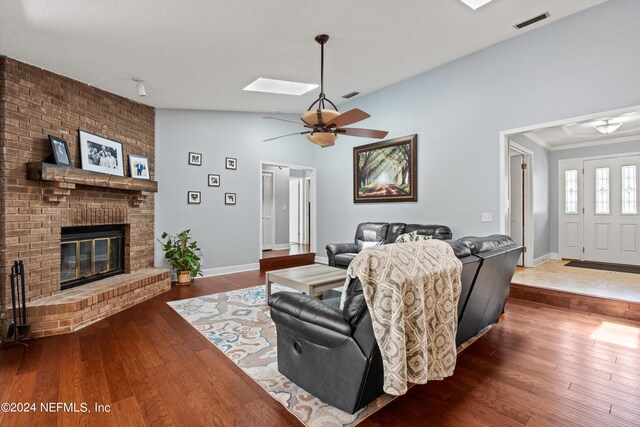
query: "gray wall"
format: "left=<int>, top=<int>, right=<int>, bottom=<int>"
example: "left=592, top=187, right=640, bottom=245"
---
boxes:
left=263, top=165, right=290, bottom=245
left=154, top=110, right=316, bottom=271
left=313, top=0, right=640, bottom=255
left=509, top=135, right=551, bottom=259
left=155, top=0, right=640, bottom=270
left=549, top=139, right=640, bottom=253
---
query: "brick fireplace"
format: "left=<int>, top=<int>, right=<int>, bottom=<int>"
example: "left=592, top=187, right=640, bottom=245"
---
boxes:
left=0, top=56, right=170, bottom=339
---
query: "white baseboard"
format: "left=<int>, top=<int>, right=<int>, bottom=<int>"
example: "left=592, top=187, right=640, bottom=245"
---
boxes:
left=315, top=256, right=328, bottom=265
left=272, top=243, right=291, bottom=250
left=533, top=253, right=551, bottom=267
left=549, top=252, right=561, bottom=260
left=200, top=263, right=259, bottom=278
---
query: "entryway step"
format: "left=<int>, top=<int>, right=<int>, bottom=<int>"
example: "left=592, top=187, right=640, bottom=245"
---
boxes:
left=260, top=253, right=316, bottom=272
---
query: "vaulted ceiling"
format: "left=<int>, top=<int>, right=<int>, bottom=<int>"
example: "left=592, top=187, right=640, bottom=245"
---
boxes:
left=0, top=0, right=605, bottom=113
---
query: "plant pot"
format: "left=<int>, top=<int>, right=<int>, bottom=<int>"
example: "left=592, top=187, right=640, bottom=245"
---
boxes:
left=177, top=270, right=192, bottom=285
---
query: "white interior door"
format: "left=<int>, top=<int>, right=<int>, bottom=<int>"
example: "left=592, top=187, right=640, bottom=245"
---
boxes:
left=583, top=155, right=640, bottom=265
left=289, top=179, right=300, bottom=243
left=261, top=172, right=274, bottom=250
left=509, top=154, right=524, bottom=265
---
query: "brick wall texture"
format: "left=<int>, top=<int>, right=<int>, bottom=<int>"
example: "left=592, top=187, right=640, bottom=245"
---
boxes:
left=0, top=56, right=156, bottom=325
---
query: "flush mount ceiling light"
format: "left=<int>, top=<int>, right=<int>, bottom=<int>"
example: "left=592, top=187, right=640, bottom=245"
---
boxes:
left=243, top=78, right=318, bottom=96
left=133, top=78, right=146, bottom=97
left=262, top=34, right=388, bottom=148
left=595, top=119, right=623, bottom=135
left=459, top=0, right=494, bottom=10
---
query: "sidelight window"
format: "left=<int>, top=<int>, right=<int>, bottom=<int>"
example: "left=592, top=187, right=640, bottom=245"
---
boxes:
left=564, top=170, right=578, bottom=214
left=595, top=167, right=610, bottom=215
left=622, top=165, right=637, bottom=214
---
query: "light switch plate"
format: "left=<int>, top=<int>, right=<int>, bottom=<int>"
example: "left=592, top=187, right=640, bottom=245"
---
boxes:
left=482, top=213, right=492, bottom=222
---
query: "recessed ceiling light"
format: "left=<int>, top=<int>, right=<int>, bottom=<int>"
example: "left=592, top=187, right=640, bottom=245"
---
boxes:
left=459, top=0, right=494, bottom=10
left=243, top=78, right=318, bottom=96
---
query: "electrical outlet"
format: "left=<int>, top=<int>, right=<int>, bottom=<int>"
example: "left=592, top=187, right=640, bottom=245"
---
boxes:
left=283, top=204, right=287, bottom=210
left=482, top=213, right=492, bottom=222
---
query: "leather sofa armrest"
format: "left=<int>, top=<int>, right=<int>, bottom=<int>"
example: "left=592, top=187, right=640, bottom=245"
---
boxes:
left=268, top=292, right=352, bottom=337
left=326, top=242, right=358, bottom=266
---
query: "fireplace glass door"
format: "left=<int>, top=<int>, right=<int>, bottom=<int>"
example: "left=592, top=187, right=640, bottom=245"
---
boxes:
left=60, top=225, right=125, bottom=290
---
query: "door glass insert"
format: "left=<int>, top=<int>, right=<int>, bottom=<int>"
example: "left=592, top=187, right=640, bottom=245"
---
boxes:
left=109, top=237, right=121, bottom=271
left=622, top=165, right=637, bottom=214
left=595, top=167, right=610, bottom=215
left=565, top=169, right=578, bottom=214
left=79, top=241, right=93, bottom=278
left=60, top=242, right=77, bottom=282
left=94, top=239, right=109, bottom=273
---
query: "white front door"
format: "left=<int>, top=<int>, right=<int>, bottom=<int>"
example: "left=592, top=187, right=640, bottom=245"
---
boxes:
left=262, top=172, right=274, bottom=250
left=583, top=155, right=640, bottom=265
left=510, top=154, right=524, bottom=265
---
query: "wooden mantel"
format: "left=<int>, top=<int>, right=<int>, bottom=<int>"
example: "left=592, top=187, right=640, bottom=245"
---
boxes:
left=27, top=162, right=158, bottom=192
left=27, top=162, right=157, bottom=204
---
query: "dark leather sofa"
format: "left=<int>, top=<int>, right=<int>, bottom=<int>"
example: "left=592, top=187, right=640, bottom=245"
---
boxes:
left=268, top=235, right=521, bottom=414
left=326, top=222, right=452, bottom=269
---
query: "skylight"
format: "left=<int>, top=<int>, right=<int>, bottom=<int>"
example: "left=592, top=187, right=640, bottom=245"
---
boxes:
left=459, top=0, right=494, bottom=10
left=243, top=78, right=318, bottom=96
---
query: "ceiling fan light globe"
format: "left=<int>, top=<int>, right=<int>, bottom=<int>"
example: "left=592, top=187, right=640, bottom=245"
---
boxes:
left=307, top=132, right=337, bottom=147
left=301, top=108, right=340, bottom=127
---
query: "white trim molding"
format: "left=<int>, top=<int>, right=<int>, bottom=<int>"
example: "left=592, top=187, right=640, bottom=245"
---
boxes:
left=315, top=255, right=329, bottom=265
left=201, top=263, right=259, bottom=278
left=533, top=253, right=551, bottom=267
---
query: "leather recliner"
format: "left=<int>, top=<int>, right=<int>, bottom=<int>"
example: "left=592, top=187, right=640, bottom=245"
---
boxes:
left=269, top=235, right=522, bottom=414
left=326, top=222, right=453, bottom=269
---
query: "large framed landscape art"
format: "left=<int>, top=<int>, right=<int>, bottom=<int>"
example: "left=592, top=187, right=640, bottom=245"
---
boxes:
left=353, top=134, right=417, bottom=203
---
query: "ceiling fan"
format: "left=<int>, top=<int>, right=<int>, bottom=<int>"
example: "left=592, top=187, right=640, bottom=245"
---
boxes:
left=263, top=34, right=388, bottom=148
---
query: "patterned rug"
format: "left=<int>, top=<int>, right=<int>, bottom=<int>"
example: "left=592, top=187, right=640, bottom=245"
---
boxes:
left=167, top=284, right=488, bottom=426
left=167, top=284, right=395, bottom=426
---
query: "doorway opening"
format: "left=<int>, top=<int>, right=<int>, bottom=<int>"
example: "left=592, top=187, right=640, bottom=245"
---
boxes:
left=259, top=162, right=316, bottom=271
left=500, top=104, right=640, bottom=307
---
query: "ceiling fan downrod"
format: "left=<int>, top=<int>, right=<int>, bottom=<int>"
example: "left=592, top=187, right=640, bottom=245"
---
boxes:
left=307, top=34, right=337, bottom=113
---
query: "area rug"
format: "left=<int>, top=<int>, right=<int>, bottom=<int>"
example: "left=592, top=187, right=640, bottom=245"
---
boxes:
left=167, top=284, right=486, bottom=426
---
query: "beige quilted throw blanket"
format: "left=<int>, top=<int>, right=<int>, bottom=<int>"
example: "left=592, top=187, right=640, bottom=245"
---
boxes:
left=347, top=239, right=462, bottom=395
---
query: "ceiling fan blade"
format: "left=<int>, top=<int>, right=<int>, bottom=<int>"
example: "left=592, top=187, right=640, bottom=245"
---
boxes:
left=325, top=108, right=370, bottom=128
left=336, top=128, right=389, bottom=139
left=263, top=116, right=306, bottom=126
left=263, top=131, right=311, bottom=142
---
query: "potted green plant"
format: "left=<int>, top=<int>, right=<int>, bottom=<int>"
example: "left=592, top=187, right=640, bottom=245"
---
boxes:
left=158, top=229, right=203, bottom=285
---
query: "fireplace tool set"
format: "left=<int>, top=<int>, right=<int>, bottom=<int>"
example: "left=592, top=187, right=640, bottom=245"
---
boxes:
left=5, top=260, right=33, bottom=347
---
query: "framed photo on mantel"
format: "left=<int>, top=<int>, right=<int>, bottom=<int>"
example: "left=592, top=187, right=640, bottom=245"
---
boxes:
left=353, top=134, right=417, bottom=203
left=79, top=130, right=125, bottom=176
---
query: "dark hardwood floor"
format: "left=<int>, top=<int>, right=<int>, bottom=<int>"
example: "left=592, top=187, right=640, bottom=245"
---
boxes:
left=2, top=270, right=640, bottom=426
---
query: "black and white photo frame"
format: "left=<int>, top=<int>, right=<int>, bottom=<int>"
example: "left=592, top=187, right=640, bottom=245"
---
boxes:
left=225, top=193, right=236, bottom=205
left=79, top=130, right=125, bottom=176
left=225, top=157, right=237, bottom=170
left=48, top=135, right=72, bottom=167
left=188, top=152, right=202, bottom=166
left=208, top=174, right=220, bottom=187
left=187, top=191, right=201, bottom=204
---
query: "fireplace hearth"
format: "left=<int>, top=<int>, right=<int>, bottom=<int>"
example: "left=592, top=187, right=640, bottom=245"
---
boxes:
left=60, top=225, right=125, bottom=290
